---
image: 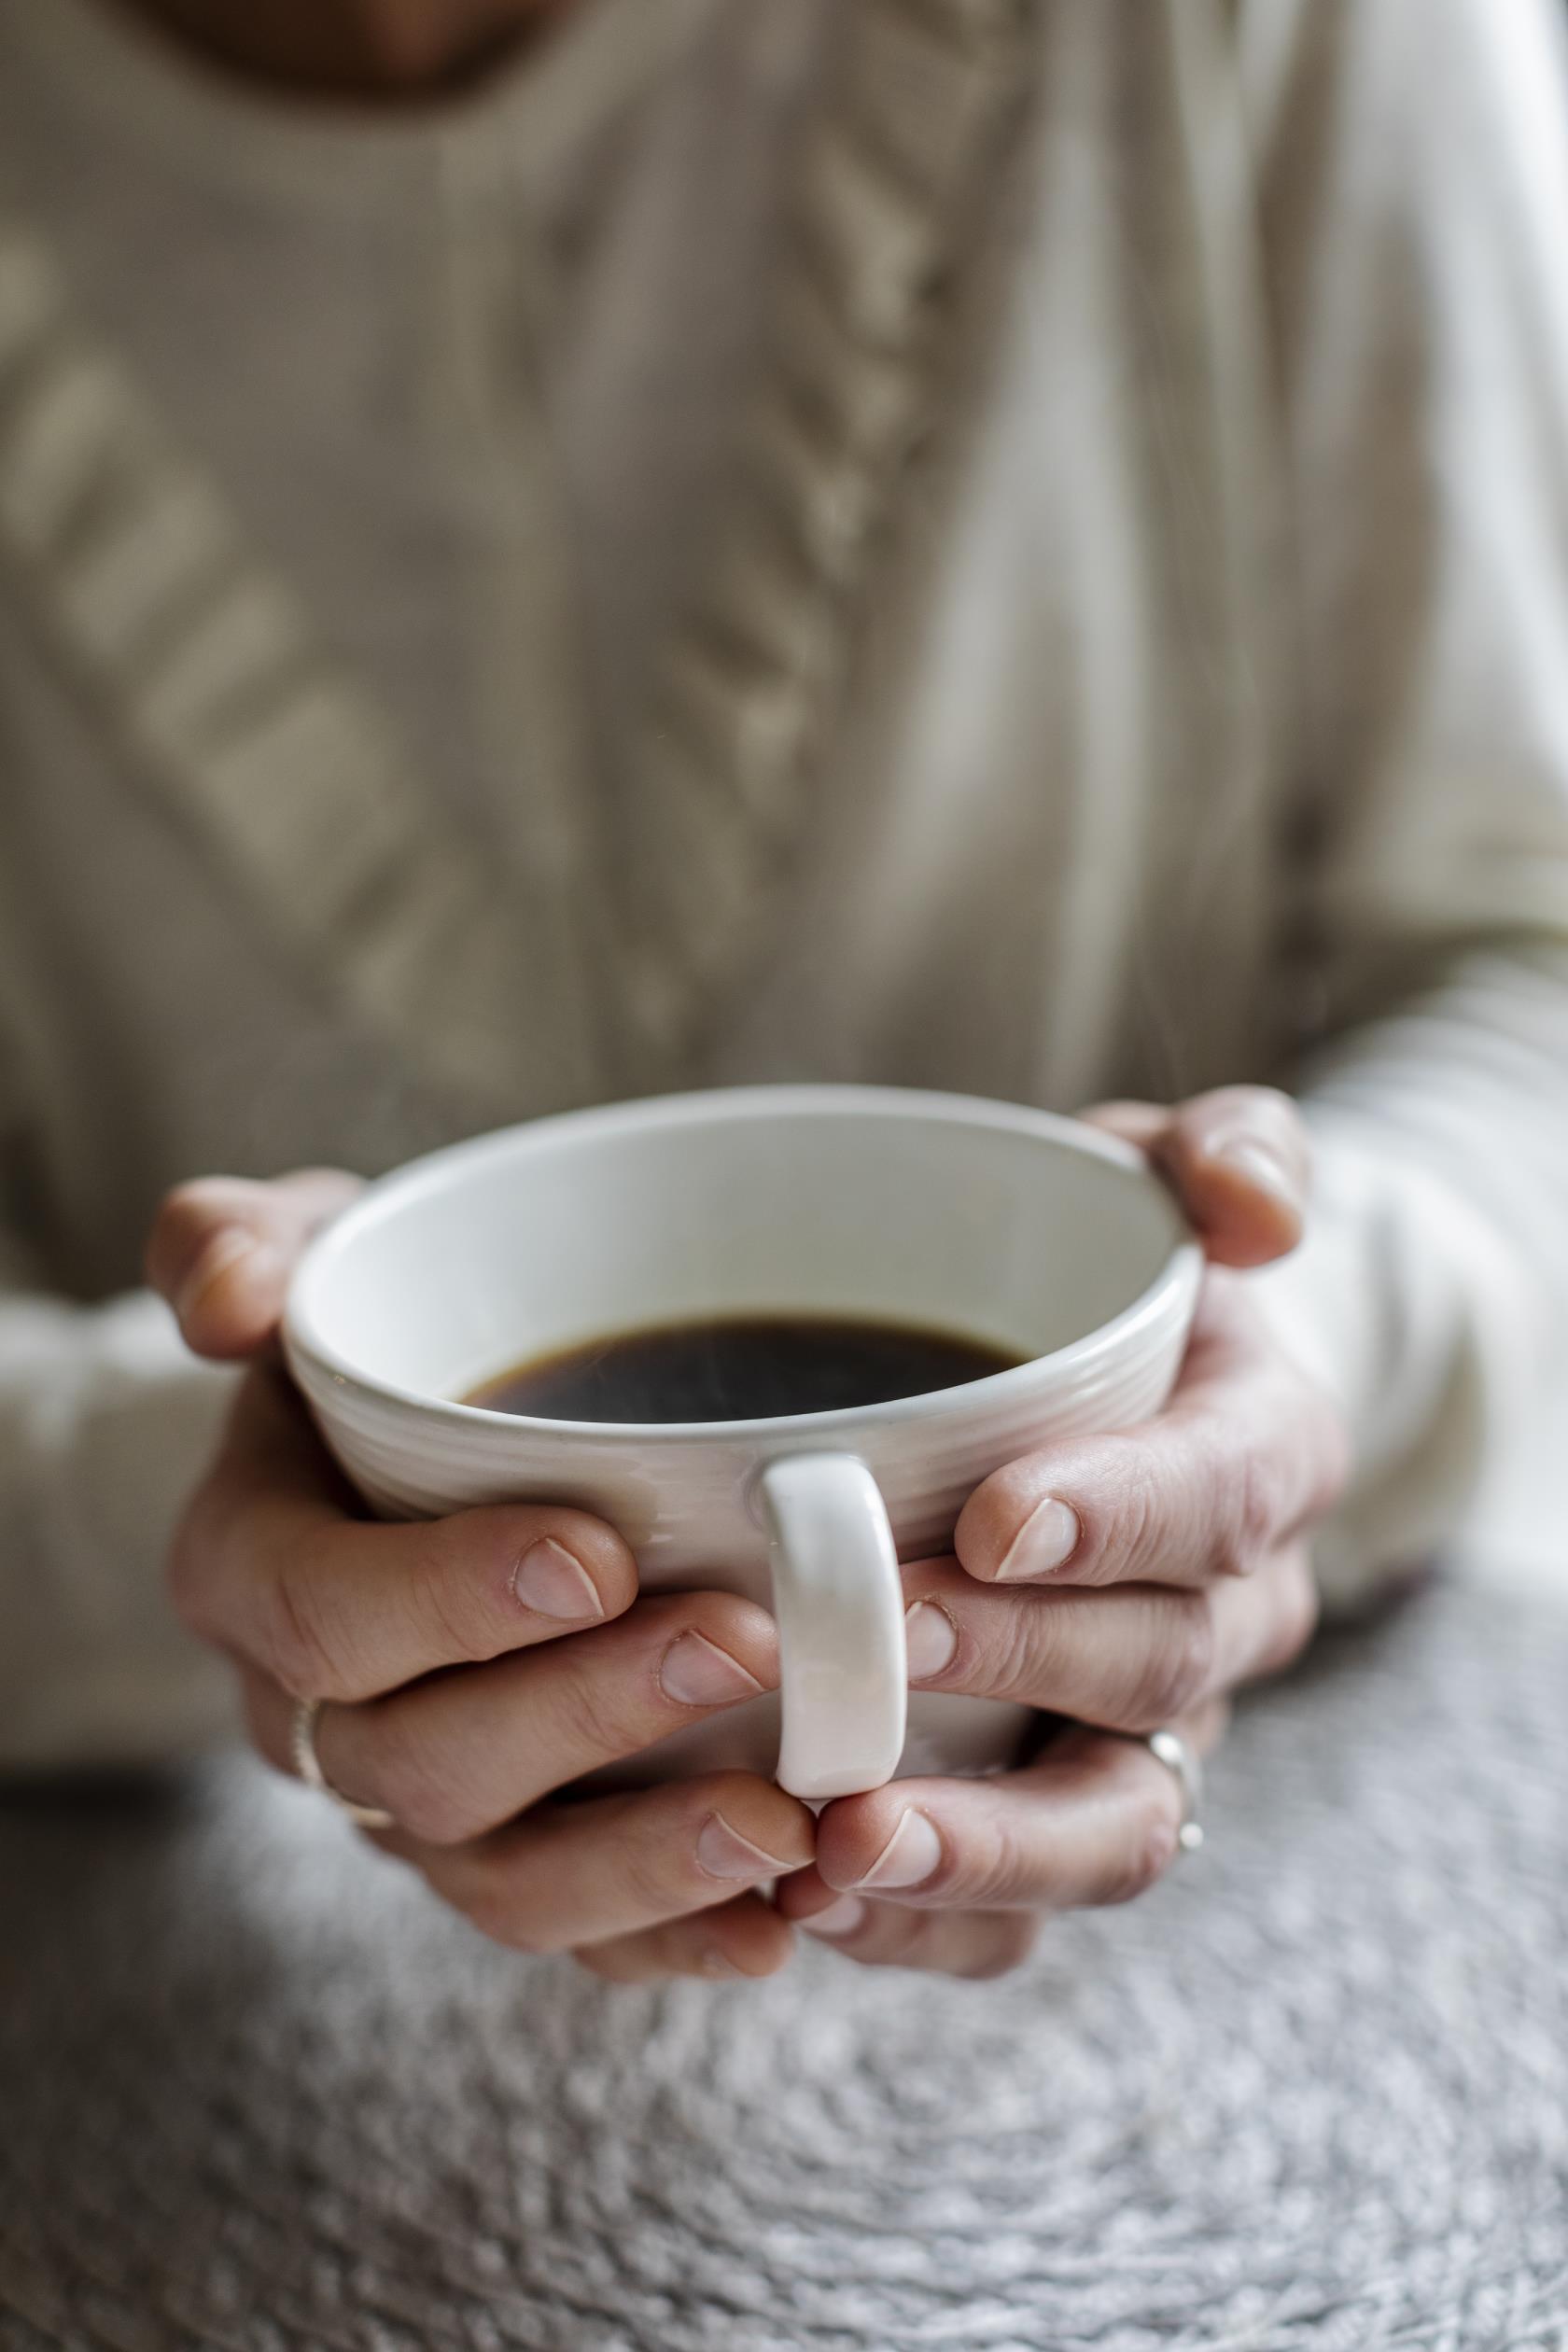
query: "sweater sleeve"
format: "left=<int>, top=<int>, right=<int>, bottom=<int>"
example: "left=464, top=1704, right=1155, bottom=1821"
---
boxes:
left=0, top=1043, right=239, bottom=1769
left=1239, top=0, right=1568, bottom=1603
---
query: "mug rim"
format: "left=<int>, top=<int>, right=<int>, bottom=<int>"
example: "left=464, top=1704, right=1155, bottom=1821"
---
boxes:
left=283, top=1085, right=1204, bottom=1444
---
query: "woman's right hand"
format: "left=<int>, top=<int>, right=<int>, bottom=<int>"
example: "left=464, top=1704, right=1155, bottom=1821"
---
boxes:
left=147, top=1172, right=814, bottom=1982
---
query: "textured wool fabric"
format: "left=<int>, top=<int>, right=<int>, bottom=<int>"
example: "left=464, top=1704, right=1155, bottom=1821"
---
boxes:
left=3, top=1570, right=1566, bottom=2351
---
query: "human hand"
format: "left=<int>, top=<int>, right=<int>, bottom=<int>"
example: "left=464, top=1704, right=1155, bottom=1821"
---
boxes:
left=148, top=1172, right=813, bottom=1982
left=777, top=1088, right=1348, bottom=1977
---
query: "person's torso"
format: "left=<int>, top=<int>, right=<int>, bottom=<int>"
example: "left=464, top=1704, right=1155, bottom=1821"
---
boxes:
left=0, top=0, right=1289, bottom=1295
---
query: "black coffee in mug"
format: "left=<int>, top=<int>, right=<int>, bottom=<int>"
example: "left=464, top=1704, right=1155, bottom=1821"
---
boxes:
left=464, top=1312, right=1022, bottom=1424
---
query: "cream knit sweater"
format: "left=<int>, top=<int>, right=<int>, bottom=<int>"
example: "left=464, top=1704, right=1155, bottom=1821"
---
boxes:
left=1, top=0, right=1566, bottom=1768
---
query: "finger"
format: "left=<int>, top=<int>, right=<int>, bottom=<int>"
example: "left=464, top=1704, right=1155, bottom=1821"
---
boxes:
left=955, top=1277, right=1348, bottom=1588
left=805, top=1702, right=1228, bottom=1914
left=376, top=1771, right=815, bottom=1955
left=575, top=1896, right=796, bottom=1983
left=1086, top=1089, right=1308, bottom=1268
left=900, top=1546, right=1318, bottom=1732
left=244, top=1579, right=784, bottom=1842
left=1155, top=1087, right=1310, bottom=1267
left=1080, top=1099, right=1169, bottom=1151
left=780, top=1878, right=1041, bottom=1979
left=174, top=1368, right=640, bottom=1701
left=147, top=1169, right=362, bottom=1359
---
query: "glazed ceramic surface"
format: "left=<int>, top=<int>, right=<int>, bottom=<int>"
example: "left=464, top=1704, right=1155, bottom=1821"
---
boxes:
left=285, top=1087, right=1202, bottom=1797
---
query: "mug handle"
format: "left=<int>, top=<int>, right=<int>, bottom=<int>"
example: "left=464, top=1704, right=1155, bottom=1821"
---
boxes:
left=756, top=1453, right=908, bottom=1801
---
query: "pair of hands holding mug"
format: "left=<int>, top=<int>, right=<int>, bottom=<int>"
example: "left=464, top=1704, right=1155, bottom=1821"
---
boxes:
left=150, top=1087, right=1347, bottom=1984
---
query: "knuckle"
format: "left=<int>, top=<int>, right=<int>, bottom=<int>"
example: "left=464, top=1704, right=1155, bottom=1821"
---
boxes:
left=1215, top=1449, right=1279, bottom=1577
left=264, top=1554, right=361, bottom=1703
left=1258, top=1554, right=1321, bottom=1677
left=986, top=1599, right=1060, bottom=1706
left=407, top=1529, right=492, bottom=1665
left=609, top=1791, right=708, bottom=1911
left=1097, top=1787, right=1181, bottom=1906
left=856, top=1907, right=933, bottom=1969
left=369, top=1706, right=483, bottom=1846
left=1017, top=1584, right=1133, bottom=1711
left=698, top=1767, right=777, bottom=1814
left=147, top=1179, right=224, bottom=1264
left=1305, top=1393, right=1353, bottom=1519
left=167, top=1474, right=253, bottom=1649
left=1208, top=1083, right=1300, bottom=1143
left=1250, top=1083, right=1299, bottom=1130
left=147, top=1180, right=256, bottom=1302
left=552, top=1649, right=641, bottom=1769
left=1090, top=1451, right=1164, bottom=1585
left=1124, top=1594, right=1215, bottom=1729
left=628, top=1830, right=696, bottom=1917
left=569, top=1945, right=622, bottom=1981
left=959, top=1915, right=1040, bottom=1981
left=160, top=1176, right=230, bottom=1221
left=959, top=1811, right=1028, bottom=1909
left=1237, top=1449, right=1281, bottom=1561
left=460, top=1871, right=556, bottom=1955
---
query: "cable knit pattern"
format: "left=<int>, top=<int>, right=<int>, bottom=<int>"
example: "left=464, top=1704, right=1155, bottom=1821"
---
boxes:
left=0, top=4, right=1034, bottom=1109
left=2, top=1576, right=1565, bottom=2349
left=0, top=218, right=545, bottom=1119
left=620, top=0, right=1034, bottom=1071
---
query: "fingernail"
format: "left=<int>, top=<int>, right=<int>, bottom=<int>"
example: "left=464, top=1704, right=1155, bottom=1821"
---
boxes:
left=175, top=1229, right=277, bottom=1325
left=855, top=1810, right=942, bottom=1892
left=904, top=1602, right=958, bottom=1681
left=801, top=1895, right=868, bottom=1940
left=996, top=1497, right=1081, bottom=1581
left=511, top=1537, right=604, bottom=1621
left=696, top=1812, right=795, bottom=1882
left=660, top=1631, right=765, bottom=1708
left=1208, top=1139, right=1300, bottom=1211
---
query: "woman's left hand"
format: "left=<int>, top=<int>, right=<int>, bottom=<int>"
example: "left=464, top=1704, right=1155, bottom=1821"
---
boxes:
left=774, top=1086, right=1350, bottom=1978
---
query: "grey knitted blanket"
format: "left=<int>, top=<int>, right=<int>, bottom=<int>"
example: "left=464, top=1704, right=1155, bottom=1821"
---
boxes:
left=3, top=1574, right=1566, bottom=2352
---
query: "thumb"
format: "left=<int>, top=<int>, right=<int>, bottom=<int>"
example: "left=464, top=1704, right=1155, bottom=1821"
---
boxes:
left=1083, top=1087, right=1308, bottom=1269
left=145, top=1169, right=363, bottom=1361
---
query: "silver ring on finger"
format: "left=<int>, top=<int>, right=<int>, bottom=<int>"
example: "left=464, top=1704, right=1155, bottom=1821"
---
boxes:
left=1141, top=1727, right=1205, bottom=1854
left=290, top=1697, right=396, bottom=1830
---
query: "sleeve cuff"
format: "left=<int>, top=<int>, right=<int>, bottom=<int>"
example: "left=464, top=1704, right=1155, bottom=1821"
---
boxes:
left=1246, top=1112, right=1537, bottom=1609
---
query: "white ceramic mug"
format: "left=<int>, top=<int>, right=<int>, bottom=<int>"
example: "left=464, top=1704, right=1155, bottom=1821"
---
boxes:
left=284, top=1086, right=1202, bottom=1801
